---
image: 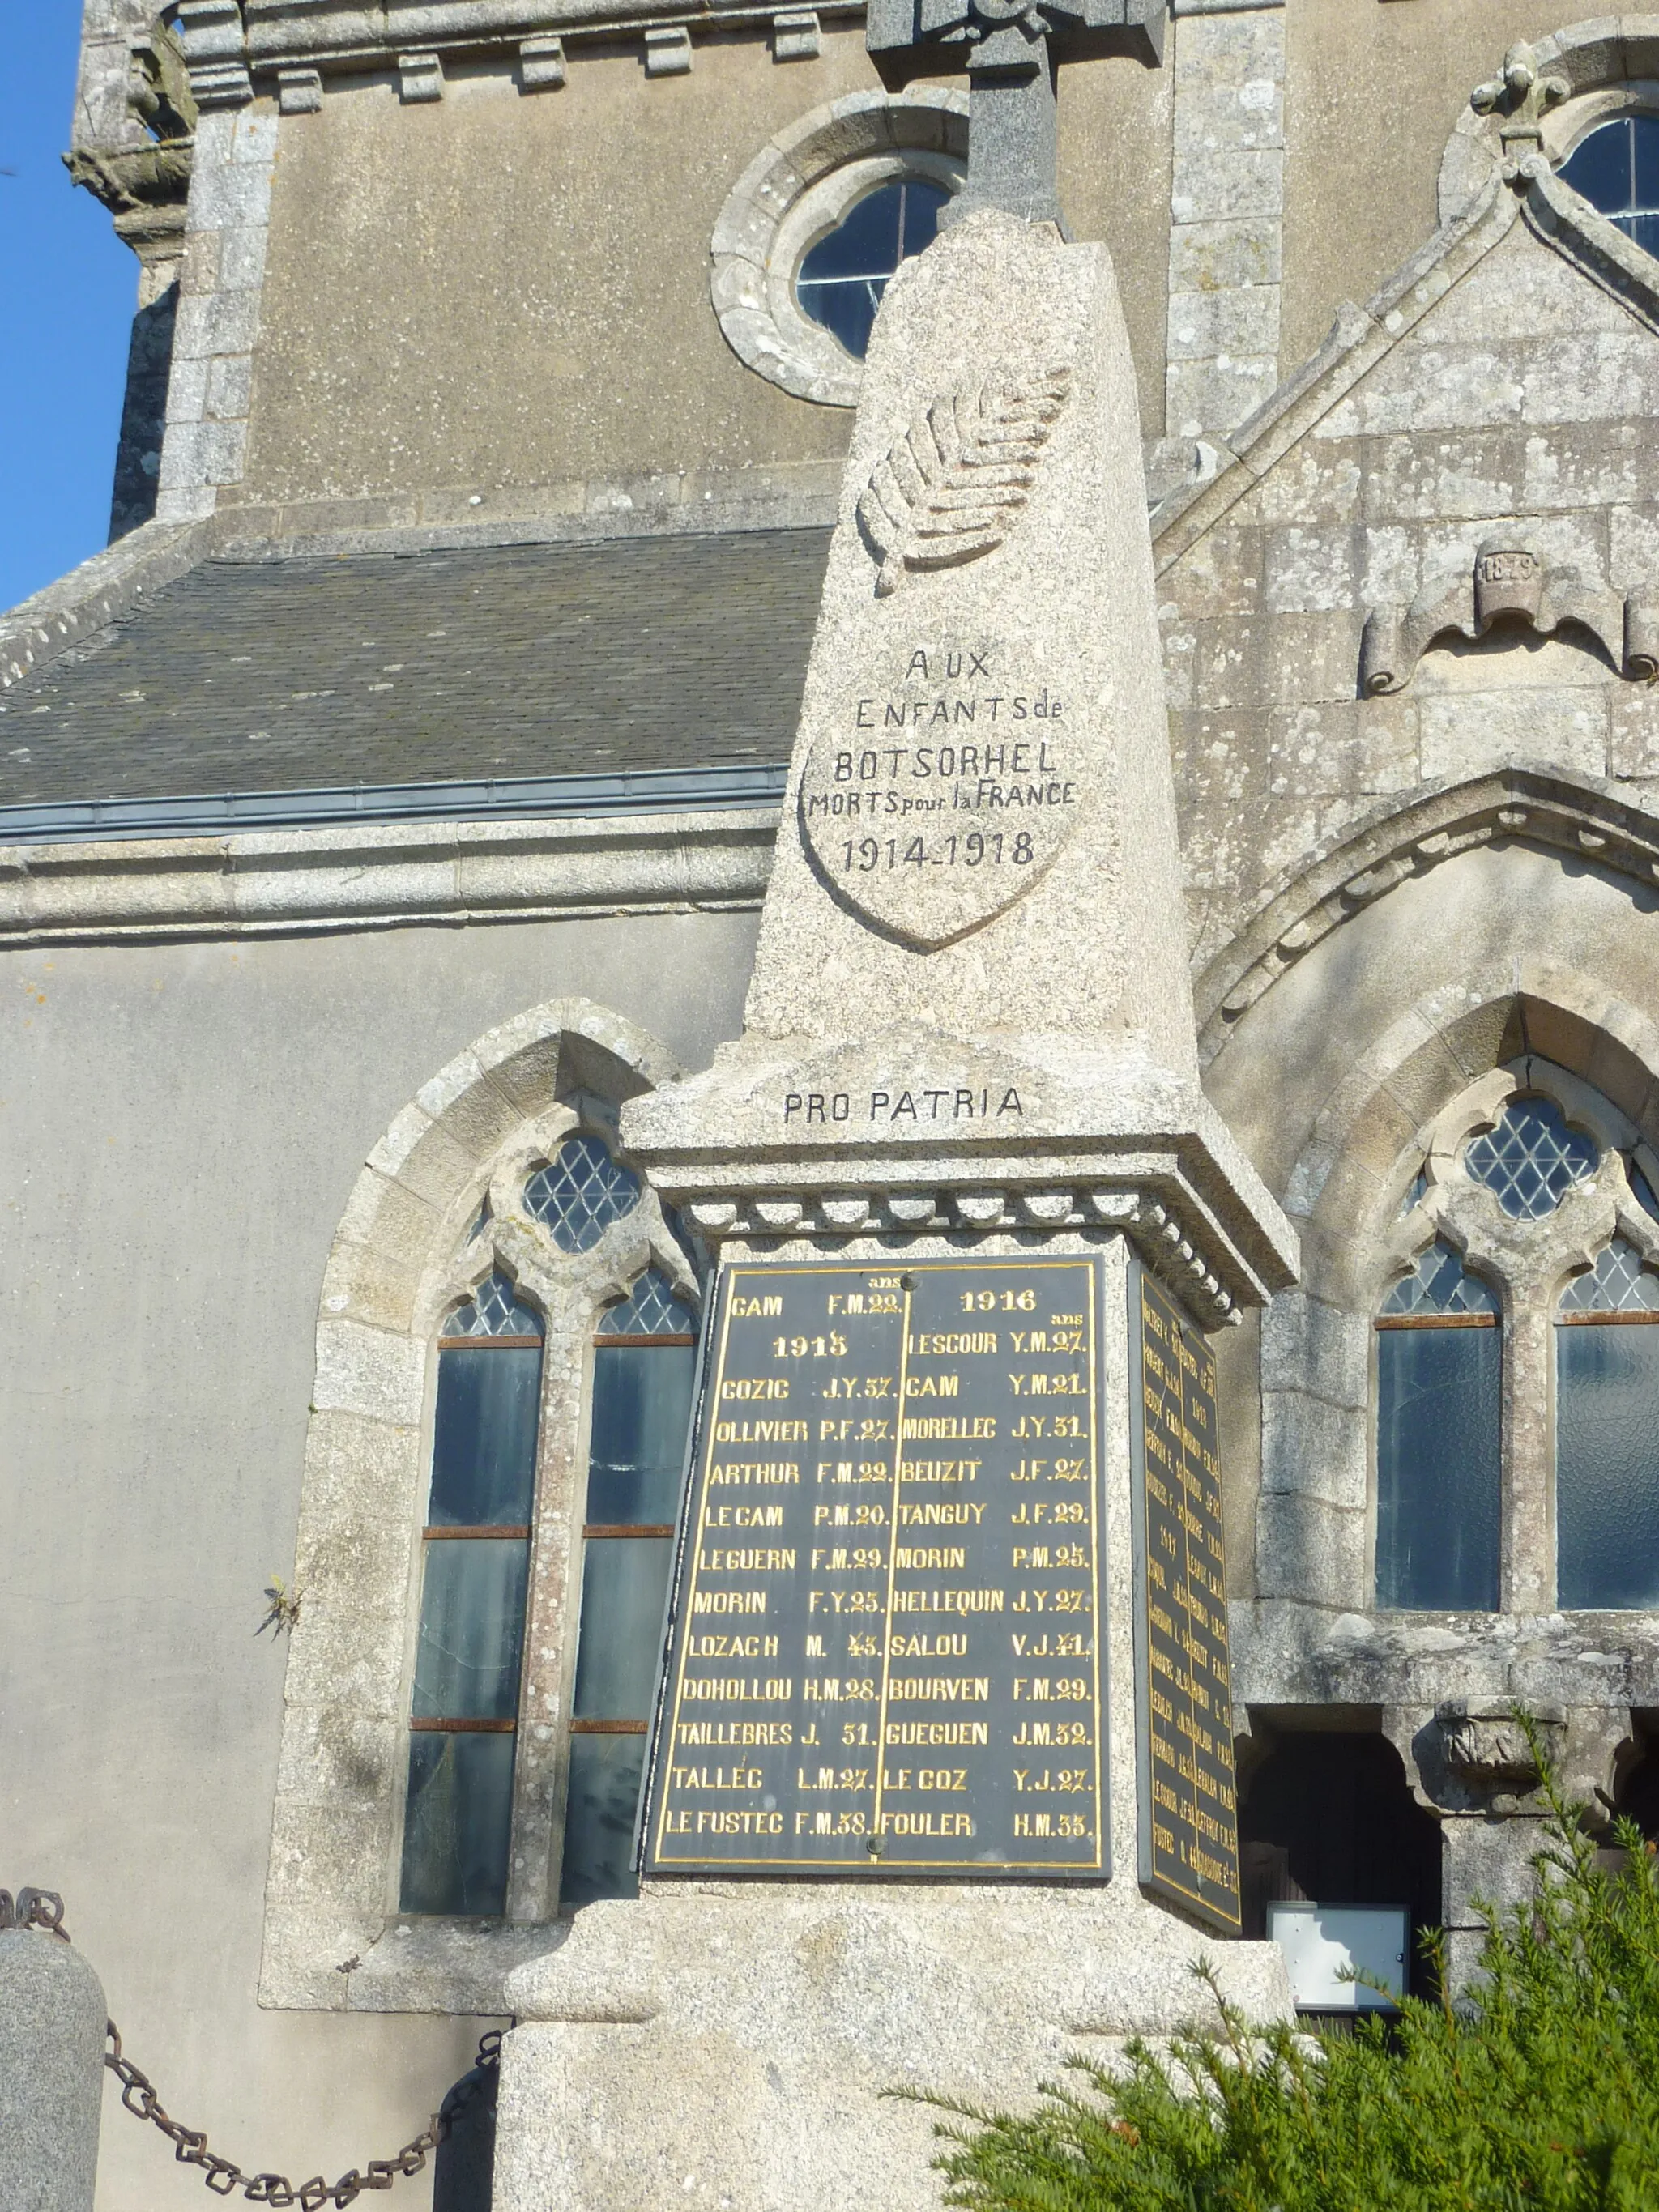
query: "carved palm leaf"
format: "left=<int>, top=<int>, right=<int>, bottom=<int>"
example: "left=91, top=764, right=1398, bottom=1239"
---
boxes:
left=857, top=365, right=1072, bottom=597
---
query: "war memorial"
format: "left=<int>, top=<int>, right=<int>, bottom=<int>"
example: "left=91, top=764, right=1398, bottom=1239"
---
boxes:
left=487, top=45, right=1299, bottom=2187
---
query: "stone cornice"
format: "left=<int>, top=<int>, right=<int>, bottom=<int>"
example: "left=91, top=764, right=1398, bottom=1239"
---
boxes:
left=0, top=808, right=776, bottom=947
left=175, top=0, right=868, bottom=104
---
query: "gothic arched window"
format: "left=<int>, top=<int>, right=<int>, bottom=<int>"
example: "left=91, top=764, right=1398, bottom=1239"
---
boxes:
left=561, top=1268, right=699, bottom=1907
left=1375, top=1064, right=1659, bottom=1617
left=1557, top=1239, right=1659, bottom=1609
left=395, top=1124, right=702, bottom=1921
left=401, top=1272, right=544, bottom=1916
left=1375, top=1242, right=1501, bottom=1610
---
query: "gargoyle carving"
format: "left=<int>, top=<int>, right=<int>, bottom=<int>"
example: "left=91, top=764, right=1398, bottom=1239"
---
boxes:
left=1360, top=535, right=1659, bottom=694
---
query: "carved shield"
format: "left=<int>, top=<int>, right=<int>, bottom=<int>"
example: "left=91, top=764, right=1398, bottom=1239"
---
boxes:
left=796, top=655, right=1085, bottom=948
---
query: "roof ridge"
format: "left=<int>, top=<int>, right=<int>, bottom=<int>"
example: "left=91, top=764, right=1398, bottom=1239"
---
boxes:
left=1, top=517, right=213, bottom=693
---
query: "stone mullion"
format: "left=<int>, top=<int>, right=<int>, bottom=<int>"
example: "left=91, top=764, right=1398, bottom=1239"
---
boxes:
left=1500, top=1276, right=1555, bottom=1615
left=505, top=1283, right=593, bottom=1924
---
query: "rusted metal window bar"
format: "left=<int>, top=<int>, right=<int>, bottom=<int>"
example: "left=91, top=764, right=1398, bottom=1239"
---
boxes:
left=1375, top=1314, right=1497, bottom=1329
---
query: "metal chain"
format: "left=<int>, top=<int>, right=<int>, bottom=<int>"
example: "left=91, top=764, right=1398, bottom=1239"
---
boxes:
left=3, top=1886, right=504, bottom=2211
left=104, top=2022, right=504, bottom=2210
left=0, top=1888, right=70, bottom=1937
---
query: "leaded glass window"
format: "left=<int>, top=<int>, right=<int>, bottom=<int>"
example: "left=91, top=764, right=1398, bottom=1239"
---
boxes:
left=401, top=1273, right=543, bottom=1916
left=1559, top=115, right=1659, bottom=260
left=795, top=177, right=949, bottom=361
left=1462, top=1098, right=1598, bottom=1220
left=524, top=1135, right=642, bottom=1253
left=1380, top=1241, right=1500, bottom=1318
left=561, top=1268, right=699, bottom=1907
left=1558, top=1239, right=1659, bottom=1608
left=1376, top=1243, right=1501, bottom=1610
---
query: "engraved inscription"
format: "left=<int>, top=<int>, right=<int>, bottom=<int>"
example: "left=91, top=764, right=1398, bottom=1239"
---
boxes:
left=1133, top=1269, right=1241, bottom=1933
left=780, top=1085, right=1025, bottom=1126
left=645, top=1259, right=1109, bottom=1877
left=797, top=641, right=1085, bottom=947
left=857, top=367, right=1073, bottom=598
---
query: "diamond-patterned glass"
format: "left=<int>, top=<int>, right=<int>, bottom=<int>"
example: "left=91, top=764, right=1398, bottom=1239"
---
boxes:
left=599, top=1268, right=697, bottom=1338
left=1463, top=1098, right=1598, bottom=1219
left=1559, top=1238, right=1659, bottom=1315
left=1398, top=1165, right=1428, bottom=1218
left=446, top=1272, right=543, bottom=1339
left=523, top=1135, right=641, bottom=1252
left=1380, top=1241, right=1499, bottom=1317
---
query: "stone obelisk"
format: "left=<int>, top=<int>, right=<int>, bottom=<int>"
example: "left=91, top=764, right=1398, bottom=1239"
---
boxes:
left=619, top=207, right=1289, bottom=1326
left=491, top=28, right=1298, bottom=2212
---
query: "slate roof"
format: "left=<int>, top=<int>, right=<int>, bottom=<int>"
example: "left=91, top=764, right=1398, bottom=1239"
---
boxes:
left=0, top=529, right=830, bottom=811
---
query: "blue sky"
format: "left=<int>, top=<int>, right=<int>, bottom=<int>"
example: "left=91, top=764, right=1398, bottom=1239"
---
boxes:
left=0, top=3, right=139, bottom=614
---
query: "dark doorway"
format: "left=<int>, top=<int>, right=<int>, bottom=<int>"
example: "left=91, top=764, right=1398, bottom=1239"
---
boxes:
left=1240, top=1728, right=1444, bottom=1997
left=1613, top=1724, right=1659, bottom=1842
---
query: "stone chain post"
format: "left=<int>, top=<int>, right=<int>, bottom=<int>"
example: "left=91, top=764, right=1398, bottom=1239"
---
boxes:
left=0, top=1895, right=106, bottom=2212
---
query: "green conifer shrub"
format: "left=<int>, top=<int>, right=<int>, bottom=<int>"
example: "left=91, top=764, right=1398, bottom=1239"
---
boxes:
left=906, top=1746, right=1659, bottom=2212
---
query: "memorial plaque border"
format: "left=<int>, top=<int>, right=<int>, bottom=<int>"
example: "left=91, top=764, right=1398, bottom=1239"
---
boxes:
left=1127, top=1255, right=1243, bottom=1935
left=638, top=1255, right=1114, bottom=1884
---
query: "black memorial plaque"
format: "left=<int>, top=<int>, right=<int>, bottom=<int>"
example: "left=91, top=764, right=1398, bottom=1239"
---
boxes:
left=643, top=1259, right=1109, bottom=1877
left=1129, top=1263, right=1241, bottom=1932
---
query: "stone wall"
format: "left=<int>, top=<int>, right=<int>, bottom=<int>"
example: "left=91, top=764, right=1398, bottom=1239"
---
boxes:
left=108, top=4, right=1659, bottom=539
left=1158, top=202, right=1659, bottom=978
left=227, top=32, right=1175, bottom=512
left=1279, top=0, right=1571, bottom=371
left=1, top=905, right=755, bottom=2207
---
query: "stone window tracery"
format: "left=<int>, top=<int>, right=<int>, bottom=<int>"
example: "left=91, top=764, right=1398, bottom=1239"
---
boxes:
left=1462, top=1098, right=1598, bottom=1220
left=1375, top=1060, right=1659, bottom=1614
left=262, top=1002, right=706, bottom=2010
left=524, top=1134, right=642, bottom=1252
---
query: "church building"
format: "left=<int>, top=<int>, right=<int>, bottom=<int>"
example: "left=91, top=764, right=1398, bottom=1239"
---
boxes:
left=11, top=2, right=1659, bottom=2205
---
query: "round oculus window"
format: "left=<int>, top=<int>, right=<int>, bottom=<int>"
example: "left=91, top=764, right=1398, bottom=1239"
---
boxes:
left=795, top=177, right=950, bottom=362
left=710, top=91, right=968, bottom=407
left=1559, top=112, right=1659, bottom=255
